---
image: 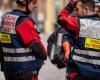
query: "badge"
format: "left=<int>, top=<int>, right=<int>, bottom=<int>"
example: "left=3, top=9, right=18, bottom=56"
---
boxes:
left=85, top=37, right=100, bottom=50
left=0, top=33, right=12, bottom=43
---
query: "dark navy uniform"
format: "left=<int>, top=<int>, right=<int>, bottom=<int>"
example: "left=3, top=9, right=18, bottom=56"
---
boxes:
left=0, top=10, right=47, bottom=80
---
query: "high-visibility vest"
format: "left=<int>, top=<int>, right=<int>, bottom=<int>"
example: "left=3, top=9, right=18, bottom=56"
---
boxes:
left=0, top=10, right=43, bottom=74
left=73, top=17, right=100, bottom=79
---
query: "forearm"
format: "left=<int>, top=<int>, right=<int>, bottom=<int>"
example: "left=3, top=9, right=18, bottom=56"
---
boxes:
left=63, top=41, right=71, bottom=60
left=29, top=40, right=47, bottom=60
left=58, top=1, right=76, bottom=18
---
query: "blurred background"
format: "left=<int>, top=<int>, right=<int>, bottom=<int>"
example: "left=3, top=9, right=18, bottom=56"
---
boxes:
left=0, top=0, right=70, bottom=80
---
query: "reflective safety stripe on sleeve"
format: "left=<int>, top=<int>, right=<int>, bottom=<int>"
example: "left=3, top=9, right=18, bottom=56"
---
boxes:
left=4, top=56, right=35, bottom=62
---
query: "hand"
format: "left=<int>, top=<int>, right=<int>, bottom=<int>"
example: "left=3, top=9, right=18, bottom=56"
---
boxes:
left=64, top=53, right=69, bottom=61
left=64, top=0, right=79, bottom=13
left=31, top=42, right=47, bottom=60
left=57, top=17, right=67, bottom=28
left=69, top=0, right=79, bottom=8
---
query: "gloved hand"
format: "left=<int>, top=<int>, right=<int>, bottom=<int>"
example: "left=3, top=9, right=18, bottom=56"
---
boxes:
left=57, top=17, right=67, bottom=29
left=57, top=0, right=79, bottom=27
left=31, top=42, right=47, bottom=60
left=69, top=0, right=78, bottom=7
left=65, top=0, right=79, bottom=11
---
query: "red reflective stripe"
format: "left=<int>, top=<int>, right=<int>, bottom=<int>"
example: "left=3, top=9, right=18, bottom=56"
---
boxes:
left=16, top=19, right=40, bottom=45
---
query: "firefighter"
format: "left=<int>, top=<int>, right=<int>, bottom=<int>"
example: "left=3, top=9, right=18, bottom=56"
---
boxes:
left=0, top=0, right=47, bottom=80
left=58, top=0, right=100, bottom=80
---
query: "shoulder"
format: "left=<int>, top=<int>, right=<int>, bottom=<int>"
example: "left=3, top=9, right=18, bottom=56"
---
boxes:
left=16, top=16, right=34, bottom=26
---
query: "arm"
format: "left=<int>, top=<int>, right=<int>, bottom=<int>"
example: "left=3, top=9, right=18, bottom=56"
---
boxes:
left=16, top=19, right=47, bottom=60
left=57, top=0, right=80, bottom=32
left=61, top=29, right=71, bottom=61
left=63, top=41, right=70, bottom=61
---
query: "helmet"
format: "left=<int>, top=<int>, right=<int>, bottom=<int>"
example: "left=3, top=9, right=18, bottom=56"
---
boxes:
left=16, top=0, right=29, bottom=5
left=16, top=0, right=32, bottom=5
left=16, top=0, right=34, bottom=13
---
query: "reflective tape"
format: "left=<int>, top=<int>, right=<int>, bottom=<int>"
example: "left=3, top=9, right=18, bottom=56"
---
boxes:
left=79, top=19, right=100, bottom=39
left=57, top=33, right=63, bottom=46
left=50, top=44, right=55, bottom=60
left=3, top=48, right=32, bottom=53
left=4, top=56, right=35, bottom=62
left=74, top=49, right=100, bottom=57
left=73, top=55, right=100, bottom=65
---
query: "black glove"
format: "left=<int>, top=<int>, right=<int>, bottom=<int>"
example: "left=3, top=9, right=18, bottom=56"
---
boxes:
left=57, top=18, right=67, bottom=28
left=65, top=0, right=78, bottom=13
left=52, top=54, right=67, bottom=69
left=32, top=42, right=47, bottom=60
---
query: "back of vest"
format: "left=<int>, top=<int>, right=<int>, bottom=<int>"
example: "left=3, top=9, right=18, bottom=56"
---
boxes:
left=0, top=10, right=42, bottom=74
left=73, top=17, right=100, bottom=79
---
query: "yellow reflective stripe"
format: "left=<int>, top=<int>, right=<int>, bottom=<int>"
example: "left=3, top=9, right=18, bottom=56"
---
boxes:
left=4, top=56, right=35, bottom=62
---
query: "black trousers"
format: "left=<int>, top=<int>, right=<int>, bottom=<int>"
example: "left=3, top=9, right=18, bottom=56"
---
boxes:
left=4, top=69, right=39, bottom=80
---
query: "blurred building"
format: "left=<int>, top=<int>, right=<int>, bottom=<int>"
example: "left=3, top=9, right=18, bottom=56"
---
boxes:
left=37, top=0, right=69, bottom=34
